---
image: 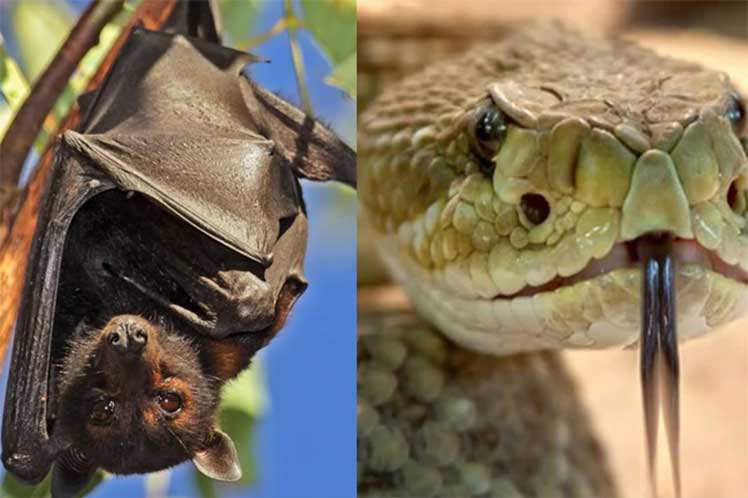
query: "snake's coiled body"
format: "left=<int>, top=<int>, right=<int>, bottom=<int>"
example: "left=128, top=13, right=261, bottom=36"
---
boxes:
left=358, top=312, right=616, bottom=497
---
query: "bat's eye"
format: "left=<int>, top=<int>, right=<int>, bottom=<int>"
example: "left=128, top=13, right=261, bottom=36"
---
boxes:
left=520, top=193, right=551, bottom=225
left=89, top=398, right=116, bottom=425
left=157, top=391, right=183, bottom=415
left=469, top=103, right=507, bottom=175
left=726, top=93, right=747, bottom=136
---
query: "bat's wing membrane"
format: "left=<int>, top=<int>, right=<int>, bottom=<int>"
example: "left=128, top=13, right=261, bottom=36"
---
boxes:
left=239, top=79, right=357, bottom=187
left=1, top=150, right=111, bottom=483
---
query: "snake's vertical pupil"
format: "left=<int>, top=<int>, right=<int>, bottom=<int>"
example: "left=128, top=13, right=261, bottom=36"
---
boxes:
left=471, top=105, right=507, bottom=175
left=726, top=93, right=747, bottom=136
left=476, top=108, right=505, bottom=142
left=520, top=193, right=551, bottom=225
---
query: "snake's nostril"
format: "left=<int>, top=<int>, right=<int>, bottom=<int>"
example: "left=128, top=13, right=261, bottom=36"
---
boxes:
left=519, top=193, right=550, bottom=225
left=727, top=177, right=748, bottom=215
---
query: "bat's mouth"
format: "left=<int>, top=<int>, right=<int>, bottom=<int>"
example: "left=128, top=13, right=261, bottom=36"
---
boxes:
left=101, top=262, right=214, bottom=330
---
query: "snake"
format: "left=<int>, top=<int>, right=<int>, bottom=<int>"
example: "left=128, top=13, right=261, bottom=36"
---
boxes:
left=359, top=22, right=748, bottom=495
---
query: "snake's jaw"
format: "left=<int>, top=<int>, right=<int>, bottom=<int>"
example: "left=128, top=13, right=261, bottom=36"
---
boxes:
left=638, top=236, right=681, bottom=498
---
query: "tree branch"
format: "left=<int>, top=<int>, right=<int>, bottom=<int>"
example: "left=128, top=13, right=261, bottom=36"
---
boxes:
left=0, top=0, right=124, bottom=189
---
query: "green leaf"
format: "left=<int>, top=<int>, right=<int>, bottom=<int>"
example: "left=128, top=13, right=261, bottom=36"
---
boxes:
left=1, top=471, right=49, bottom=498
left=220, top=359, right=268, bottom=417
left=0, top=42, right=29, bottom=138
left=11, top=0, right=74, bottom=83
left=194, top=363, right=267, bottom=493
left=73, top=470, right=106, bottom=498
left=0, top=34, right=31, bottom=118
left=299, top=0, right=356, bottom=65
left=1, top=472, right=34, bottom=498
left=69, top=22, right=126, bottom=95
left=216, top=362, right=266, bottom=485
left=325, top=52, right=356, bottom=99
left=0, top=102, right=11, bottom=139
left=219, top=0, right=263, bottom=48
left=194, top=467, right=216, bottom=498
left=218, top=407, right=259, bottom=486
left=28, top=12, right=127, bottom=154
left=0, top=469, right=106, bottom=498
left=31, top=15, right=128, bottom=153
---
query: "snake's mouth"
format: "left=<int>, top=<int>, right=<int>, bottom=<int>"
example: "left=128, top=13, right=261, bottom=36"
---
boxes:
left=380, top=230, right=748, bottom=496
left=495, top=235, right=746, bottom=496
left=502, top=238, right=748, bottom=299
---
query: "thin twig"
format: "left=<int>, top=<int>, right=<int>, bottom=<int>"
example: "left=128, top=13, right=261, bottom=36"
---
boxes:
left=239, top=16, right=290, bottom=51
left=0, top=0, right=124, bottom=189
left=284, top=0, right=312, bottom=115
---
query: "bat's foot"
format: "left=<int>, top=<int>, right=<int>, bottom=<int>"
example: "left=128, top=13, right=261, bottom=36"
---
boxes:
left=51, top=448, right=95, bottom=498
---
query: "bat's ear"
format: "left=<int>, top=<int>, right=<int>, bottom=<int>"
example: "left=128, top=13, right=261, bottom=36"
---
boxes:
left=239, top=78, right=357, bottom=188
left=271, top=276, right=308, bottom=333
left=192, top=430, right=242, bottom=482
left=51, top=448, right=96, bottom=498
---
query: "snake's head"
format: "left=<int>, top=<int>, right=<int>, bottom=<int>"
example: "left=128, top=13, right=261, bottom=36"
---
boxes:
left=360, top=25, right=748, bottom=355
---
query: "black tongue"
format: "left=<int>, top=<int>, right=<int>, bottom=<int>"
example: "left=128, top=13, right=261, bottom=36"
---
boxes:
left=639, top=237, right=681, bottom=497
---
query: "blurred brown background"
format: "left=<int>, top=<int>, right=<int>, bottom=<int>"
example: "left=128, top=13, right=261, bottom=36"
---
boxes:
left=359, top=1, right=748, bottom=496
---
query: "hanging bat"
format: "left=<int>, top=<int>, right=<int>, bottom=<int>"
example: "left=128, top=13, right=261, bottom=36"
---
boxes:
left=1, top=20, right=355, bottom=498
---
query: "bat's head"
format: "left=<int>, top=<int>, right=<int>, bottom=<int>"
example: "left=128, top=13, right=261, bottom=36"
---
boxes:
left=51, top=314, right=241, bottom=497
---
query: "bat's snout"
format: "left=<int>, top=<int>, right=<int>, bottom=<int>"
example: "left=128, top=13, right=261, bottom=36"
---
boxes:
left=106, top=316, right=150, bottom=356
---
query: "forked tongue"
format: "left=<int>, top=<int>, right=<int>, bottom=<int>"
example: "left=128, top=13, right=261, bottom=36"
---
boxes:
left=638, top=236, right=681, bottom=497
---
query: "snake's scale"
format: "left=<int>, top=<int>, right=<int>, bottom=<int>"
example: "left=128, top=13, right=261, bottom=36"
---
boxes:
left=357, top=311, right=616, bottom=497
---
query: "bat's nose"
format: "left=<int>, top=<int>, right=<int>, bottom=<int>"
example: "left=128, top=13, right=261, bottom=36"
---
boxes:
left=107, top=319, right=148, bottom=355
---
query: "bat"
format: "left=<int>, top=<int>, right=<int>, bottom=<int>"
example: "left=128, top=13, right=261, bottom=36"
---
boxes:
left=1, top=15, right=355, bottom=498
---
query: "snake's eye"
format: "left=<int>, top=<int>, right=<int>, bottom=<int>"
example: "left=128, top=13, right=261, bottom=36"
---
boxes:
left=469, top=104, right=507, bottom=174
left=726, top=93, right=746, bottom=136
left=520, top=193, right=551, bottom=225
left=89, top=397, right=116, bottom=425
